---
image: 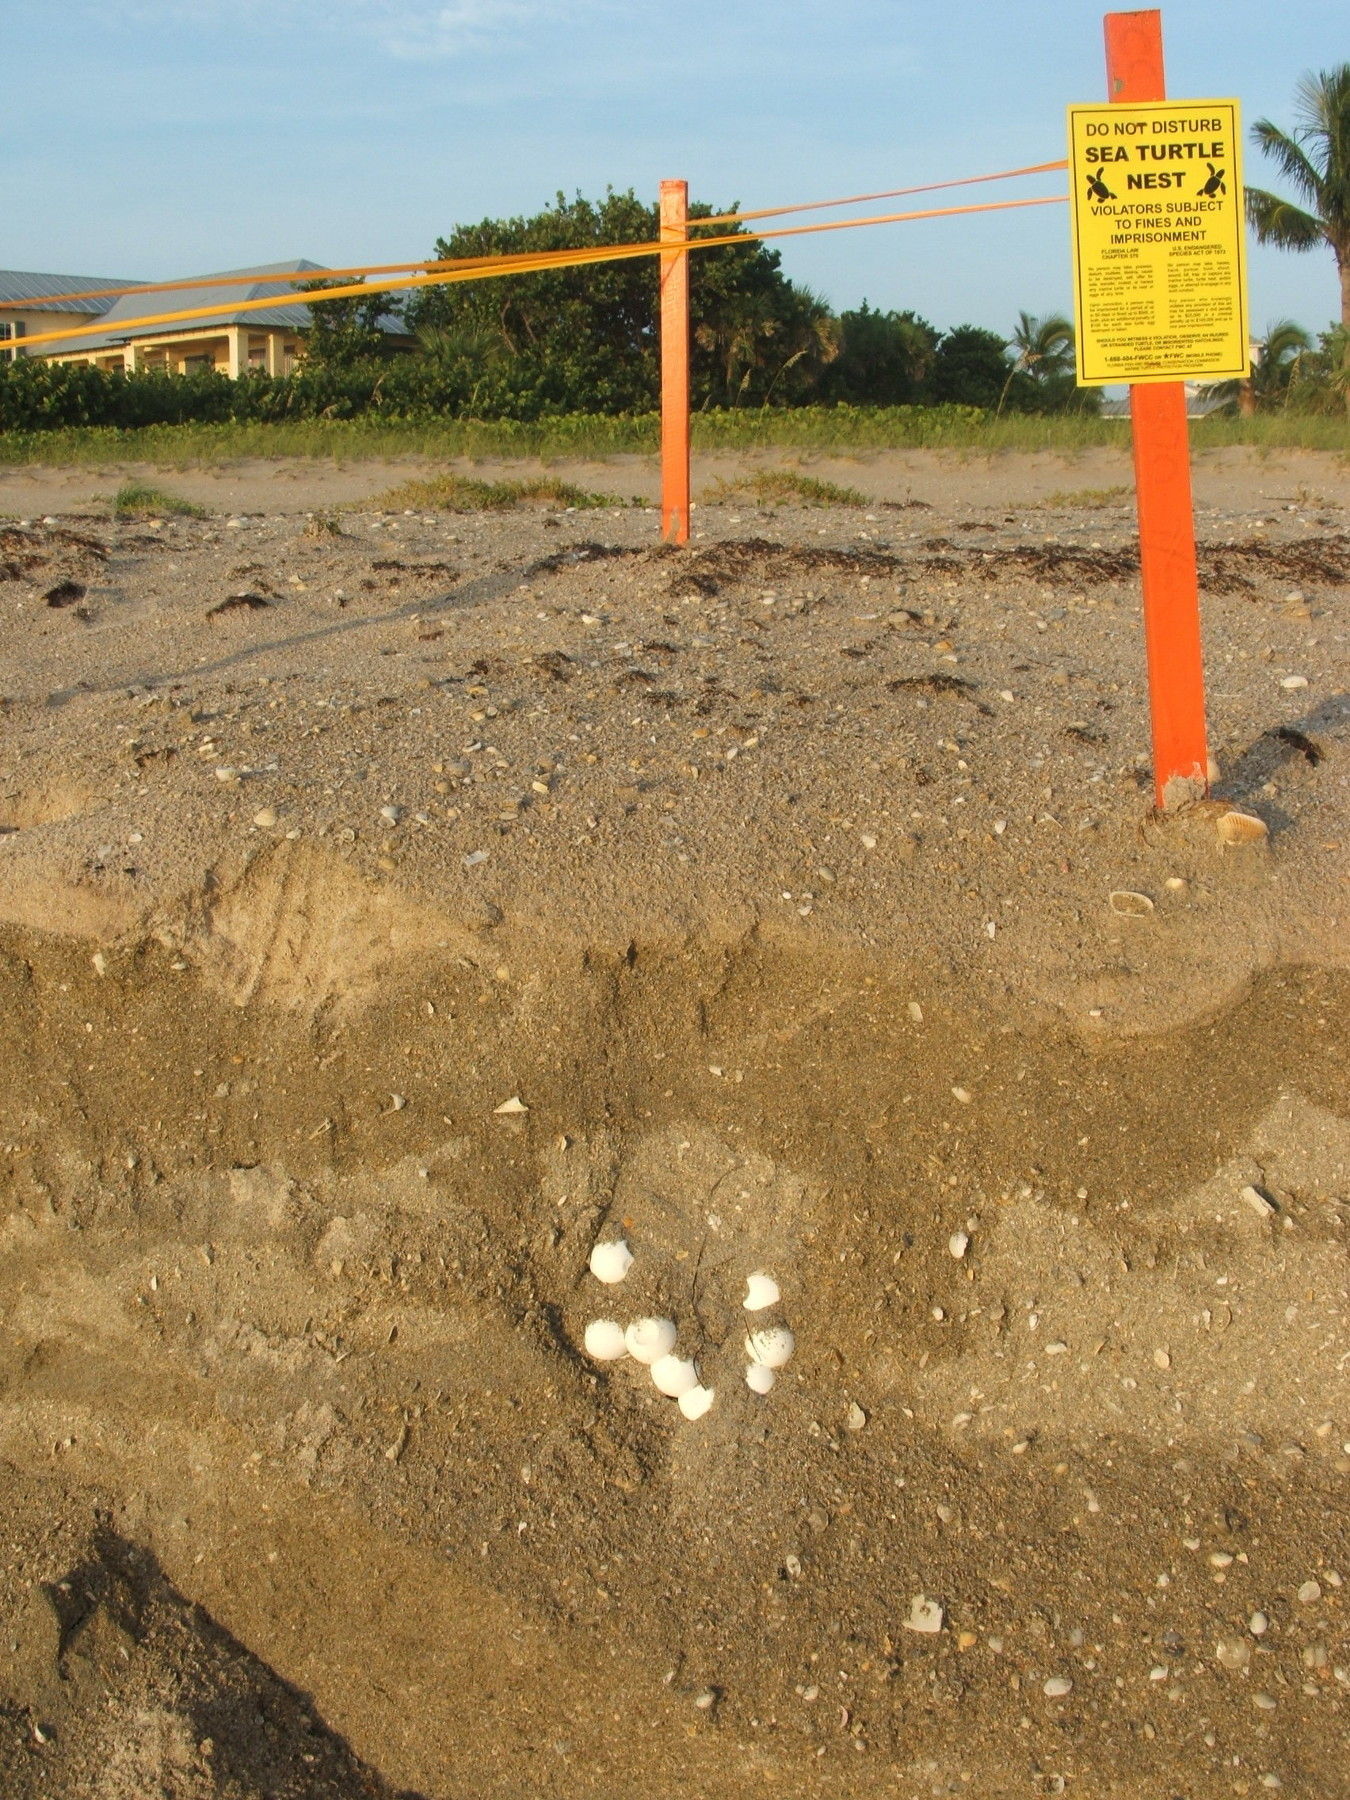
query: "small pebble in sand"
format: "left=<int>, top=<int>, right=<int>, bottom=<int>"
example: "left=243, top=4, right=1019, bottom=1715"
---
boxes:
left=1249, top=1610, right=1269, bottom=1636
left=847, top=1401, right=867, bottom=1431
left=589, top=1239, right=634, bottom=1284
left=493, top=1095, right=528, bottom=1116
left=1043, top=1676, right=1073, bottom=1698
left=1279, top=674, right=1309, bottom=690
left=948, top=1231, right=970, bottom=1259
left=1298, top=1580, right=1322, bottom=1604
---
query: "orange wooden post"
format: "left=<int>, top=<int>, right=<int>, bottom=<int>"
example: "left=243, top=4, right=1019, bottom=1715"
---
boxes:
left=1104, top=10, right=1209, bottom=809
left=659, top=179, right=691, bottom=545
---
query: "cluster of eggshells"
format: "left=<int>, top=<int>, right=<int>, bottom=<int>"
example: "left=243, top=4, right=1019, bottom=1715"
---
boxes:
left=584, top=1239, right=795, bottom=1421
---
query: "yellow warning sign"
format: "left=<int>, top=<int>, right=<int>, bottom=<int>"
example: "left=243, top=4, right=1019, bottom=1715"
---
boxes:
left=1067, top=98, right=1249, bottom=386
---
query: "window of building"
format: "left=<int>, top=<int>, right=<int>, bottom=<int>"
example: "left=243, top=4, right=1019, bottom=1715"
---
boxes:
left=0, top=320, right=25, bottom=363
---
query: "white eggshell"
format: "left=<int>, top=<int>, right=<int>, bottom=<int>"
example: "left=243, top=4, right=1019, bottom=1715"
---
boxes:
left=650, top=1353, right=699, bottom=1398
left=625, top=1317, right=677, bottom=1365
left=678, top=1384, right=715, bottom=1420
left=746, top=1325, right=795, bottom=1369
left=745, top=1362, right=777, bottom=1395
left=743, top=1271, right=781, bottom=1312
left=589, top=1239, right=633, bottom=1284
left=583, top=1319, right=628, bottom=1361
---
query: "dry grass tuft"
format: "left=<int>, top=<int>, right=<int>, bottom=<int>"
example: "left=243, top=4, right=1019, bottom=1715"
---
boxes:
left=363, top=473, right=630, bottom=513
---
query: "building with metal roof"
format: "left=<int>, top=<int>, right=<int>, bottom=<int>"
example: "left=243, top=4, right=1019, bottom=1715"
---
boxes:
left=0, top=269, right=143, bottom=361
left=38, top=259, right=331, bottom=378
left=11, top=259, right=408, bottom=378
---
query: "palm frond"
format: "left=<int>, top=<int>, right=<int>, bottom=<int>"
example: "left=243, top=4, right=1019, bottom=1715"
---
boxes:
left=1261, top=318, right=1314, bottom=363
left=1245, top=187, right=1325, bottom=250
left=1250, top=121, right=1325, bottom=203
left=1293, top=64, right=1350, bottom=116
left=1292, top=65, right=1350, bottom=183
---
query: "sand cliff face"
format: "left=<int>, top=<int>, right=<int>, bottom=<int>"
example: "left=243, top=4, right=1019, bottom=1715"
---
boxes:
left=0, top=457, right=1346, bottom=1797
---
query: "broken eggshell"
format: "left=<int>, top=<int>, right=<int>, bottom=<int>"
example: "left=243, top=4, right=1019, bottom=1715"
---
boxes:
left=742, top=1271, right=781, bottom=1312
left=746, top=1325, right=795, bottom=1369
left=589, top=1239, right=634, bottom=1284
left=650, top=1352, right=699, bottom=1398
left=677, top=1384, right=715, bottom=1420
left=745, top=1362, right=777, bottom=1395
left=583, top=1319, right=628, bottom=1361
left=625, top=1317, right=678, bottom=1365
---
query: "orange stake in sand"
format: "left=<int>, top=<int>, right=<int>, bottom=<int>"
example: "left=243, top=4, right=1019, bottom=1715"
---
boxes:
left=1104, top=9, right=1210, bottom=808
left=659, top=179, right=691, bottom=546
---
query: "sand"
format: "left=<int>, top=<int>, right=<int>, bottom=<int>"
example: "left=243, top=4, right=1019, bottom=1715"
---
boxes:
left=0, top=447, right=1346, bottom=1799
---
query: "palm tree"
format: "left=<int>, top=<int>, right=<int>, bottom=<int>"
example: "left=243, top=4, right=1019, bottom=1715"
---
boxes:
left=995, top=312, right=1075, bottom=414
left=1246, top=66, right=1350, bottom=408
left=1202, top=318, right=1312, bottom=414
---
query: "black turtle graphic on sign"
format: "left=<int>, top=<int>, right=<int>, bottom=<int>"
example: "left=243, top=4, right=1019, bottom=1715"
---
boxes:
left=1086, top=170, right=1116, bottom=202
left=1197, top=161, right=1226, bottom=197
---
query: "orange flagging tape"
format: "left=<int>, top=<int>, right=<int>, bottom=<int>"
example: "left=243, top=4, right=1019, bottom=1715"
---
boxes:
left=697, top=158, right=1069, bottom=228
left=2, top=161, right=1068, bottom=313
left=10, top=194, right=1066, bottom=354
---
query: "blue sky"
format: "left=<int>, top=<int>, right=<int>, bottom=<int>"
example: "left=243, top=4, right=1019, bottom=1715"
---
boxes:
left=4, top=1, right=1344, bottom=338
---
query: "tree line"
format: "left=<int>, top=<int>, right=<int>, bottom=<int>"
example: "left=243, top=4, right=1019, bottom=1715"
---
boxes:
left=0, top=192, right=1096, bottom=432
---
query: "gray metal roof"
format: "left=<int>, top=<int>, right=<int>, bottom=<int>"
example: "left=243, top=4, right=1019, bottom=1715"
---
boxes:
left=45, top=259, right=405, bottom=355
left=0, top=270, right=143, bottom=316
left=48, top=259, right=329, bottom=353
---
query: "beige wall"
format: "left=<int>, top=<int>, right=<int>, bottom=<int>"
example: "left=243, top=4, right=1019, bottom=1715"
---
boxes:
left=1, top=307, right=106, bottom=359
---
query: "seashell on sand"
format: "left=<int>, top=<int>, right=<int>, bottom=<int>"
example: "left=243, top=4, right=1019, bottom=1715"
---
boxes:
left=1109, top=890, right=1154, bottom=918
left=1215, top=810, right=1268, bottom=846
